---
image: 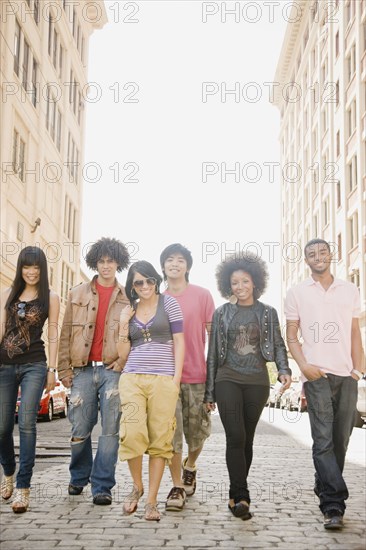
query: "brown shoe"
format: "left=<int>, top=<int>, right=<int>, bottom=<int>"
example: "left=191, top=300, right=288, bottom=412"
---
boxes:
left=165, top=486, right=186, bottom=511
left=12, top=488, right=30, bottom=513
left=1, top=475, right=14, bottom=500
left=182, top=457, right=197, bottom=496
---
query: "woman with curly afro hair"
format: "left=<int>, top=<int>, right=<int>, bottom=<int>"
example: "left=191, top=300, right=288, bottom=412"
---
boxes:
left=204, top=253, right=292, bottom=520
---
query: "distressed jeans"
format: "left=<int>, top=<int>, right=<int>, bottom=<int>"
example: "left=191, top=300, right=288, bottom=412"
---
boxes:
left=0, top=362, right=47, bottom=488
left=68, top=365, right=121, bottom=497
left=304, top=374, right=357, bottom=515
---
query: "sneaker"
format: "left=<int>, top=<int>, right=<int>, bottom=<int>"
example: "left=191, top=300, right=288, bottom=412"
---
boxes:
left=12, top=488, right=30, bottom=514
left=323, top=510, right=344, bottom=530
left=1, top=475, right=14, bottom=500
left=165, top=486, right=186, bottom=511
left=182, top=457, right=197, bottom=496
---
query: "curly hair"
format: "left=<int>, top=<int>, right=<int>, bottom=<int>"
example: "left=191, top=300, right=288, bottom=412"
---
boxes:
left=215, top=252, right=268, bottom=300
left=85, top=237, right=130, bottom=272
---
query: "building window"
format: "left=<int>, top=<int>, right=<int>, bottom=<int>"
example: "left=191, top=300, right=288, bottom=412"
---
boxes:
left=61, top=263, right=74, bottom=304
left=347, top=100, right=356, bottom=138
left=22, top=39, right=29, bottom=90
left=17, top=221, right=24, bottom=241
left=33, top=0, right=39, bottom=24
left=313, top=213, right=319, bottom=236
left=350, top=269, right=360, bottom=289
left=59, top=45, right=63, bottom=79
left=12, top=129, right=26, bottom=182
left=321, top=107, right=328, bottom=135
left=346, top=0, right=355, bottom=26
left=336, top=180, right=341, bottom=208
left=31, top=58, right=38, bottom=107
left=337, top=233, right=342, bottom=261
left=335, top=31, right=339, bottom=57
left=14, top=20, right=21, bottom=76
left=336, top=130, right=340, bottom=157
left=67, top=132, right=80, bottom=184
left=349, top=212, right=359, bottom=248
left=63, top=196, right=77, bottom=241
left=348, top=155, right=357, bottom=193
left=323, top=196, right=329, bottom=227
left=46, top=85, right=62, bottom=151
left=335, top=80, right=339, bottom=106
left=52, top=28, right=58, bottom=69
left=346, top=44, right=356, bottom=83
left=48, top=15, right=52, bottom=56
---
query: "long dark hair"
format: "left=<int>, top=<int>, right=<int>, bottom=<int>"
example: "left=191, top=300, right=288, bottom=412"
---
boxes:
left=125, top=261, right=162, bottom=306
left=6, top=246, right=50, bottom=314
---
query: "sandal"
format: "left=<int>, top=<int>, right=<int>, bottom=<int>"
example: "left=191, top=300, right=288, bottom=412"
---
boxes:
left=144, top=502, right=160, bottom=521
left=122, top=485, right=144, bottom=515
left=228, top=500, right=252, bottom=520
left=1, top=475, right=14, bottom=500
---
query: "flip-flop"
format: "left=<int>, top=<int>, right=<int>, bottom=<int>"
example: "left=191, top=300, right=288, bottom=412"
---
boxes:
left=144, top=503, right=161, bottom=521
left=122, top=485, right=144, bottom=515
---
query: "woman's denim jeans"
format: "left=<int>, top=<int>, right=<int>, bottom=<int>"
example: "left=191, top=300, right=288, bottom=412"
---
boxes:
left=68, top=365, right=121, bottom=497
left=304, top=374, right=357, bottom=515
left=0, top=362, right=47, bottom=488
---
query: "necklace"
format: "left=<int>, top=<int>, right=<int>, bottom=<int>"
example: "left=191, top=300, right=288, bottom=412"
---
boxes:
left=19, top=291, right=38, bottom=303
left=137, top=298, right=158, bottom=319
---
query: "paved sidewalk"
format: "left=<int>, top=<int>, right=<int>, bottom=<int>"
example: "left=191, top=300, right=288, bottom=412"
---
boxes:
left=1, top=410, right=365, bottom=550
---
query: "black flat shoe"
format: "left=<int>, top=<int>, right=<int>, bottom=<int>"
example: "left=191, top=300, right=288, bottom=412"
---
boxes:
left=228, top=502, right=252, bottom=520
left=68, top=483, right=84, bottom=496
left=323, top=510, right=344, bottom=530
left=93, top=494, right=112, bottom=505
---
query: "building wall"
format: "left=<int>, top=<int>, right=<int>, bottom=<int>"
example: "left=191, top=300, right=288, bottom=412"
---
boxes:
left=0, top=0, right=107, bottom=311
left=274, top=0, right=366, bottom=338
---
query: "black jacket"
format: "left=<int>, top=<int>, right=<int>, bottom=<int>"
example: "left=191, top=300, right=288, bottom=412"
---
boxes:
left=204, top=300, right=291, bottom=403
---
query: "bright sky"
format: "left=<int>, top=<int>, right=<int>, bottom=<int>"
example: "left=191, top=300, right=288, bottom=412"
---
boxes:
left=82, top=1, right=290, bottom=312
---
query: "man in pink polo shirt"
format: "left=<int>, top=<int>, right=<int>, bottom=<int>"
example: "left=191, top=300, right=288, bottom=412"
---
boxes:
left=285, top=238, right=365, bottom=530
left=160, top=243, right=215, bottom=511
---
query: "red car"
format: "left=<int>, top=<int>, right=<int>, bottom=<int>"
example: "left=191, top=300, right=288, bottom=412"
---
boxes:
left=16, top=381, right=70, bottom=422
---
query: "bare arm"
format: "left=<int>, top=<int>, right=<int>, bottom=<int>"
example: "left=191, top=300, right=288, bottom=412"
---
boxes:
left=0, top=289, right=11, bottom=343
left=286, top=320, right=327, bottom=381
left=351, top=318, right=365, bottom=378
left=45, top=291, right=60, bottom=393
left=172, top=332, right=184, bottom=387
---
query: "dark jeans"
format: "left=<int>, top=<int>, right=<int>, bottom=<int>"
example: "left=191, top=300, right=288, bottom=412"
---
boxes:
left=0, top=362, right=47, bottom=488
left=215, top=381, right=269, bottom=504
left=304, top=374, right=357, bottom=515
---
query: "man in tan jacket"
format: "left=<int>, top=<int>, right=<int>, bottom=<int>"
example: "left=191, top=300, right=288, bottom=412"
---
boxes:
left=58, top=237, right=129, bottom=505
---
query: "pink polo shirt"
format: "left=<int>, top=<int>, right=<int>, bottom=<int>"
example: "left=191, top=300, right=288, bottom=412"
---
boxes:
left=284, top=277, right=361, bottom=380
left=164, top=284, right=215, bottom=384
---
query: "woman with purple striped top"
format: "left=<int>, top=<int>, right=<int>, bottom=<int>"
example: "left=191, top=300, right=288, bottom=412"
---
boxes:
left=117, top=261, right=184, bottom=521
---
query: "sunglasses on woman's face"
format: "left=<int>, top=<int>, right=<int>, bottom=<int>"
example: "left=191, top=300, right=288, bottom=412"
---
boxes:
left=133, top=277, right=157, bottom=288
left=17, top=302, right=26, bottom=320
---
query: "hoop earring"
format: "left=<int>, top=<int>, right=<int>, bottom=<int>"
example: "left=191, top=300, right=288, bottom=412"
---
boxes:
left=229, top=294, right=238, bottom=305
left=155, top=284, right=159, bottom=295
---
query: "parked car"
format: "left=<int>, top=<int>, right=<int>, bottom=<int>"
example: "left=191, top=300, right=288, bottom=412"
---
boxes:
left=286, top=384, right=307, bottom=412
left=279, top=387, right=296, bottom=410
left=354, top=375, right=366, bottom=428
left=16, top=380, right=69, bottom=422
left=267, top=381, right=284, bottom=408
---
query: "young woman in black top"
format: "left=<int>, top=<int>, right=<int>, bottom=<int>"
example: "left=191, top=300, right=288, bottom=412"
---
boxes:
left=205, top=253, right=292, bottom=519
left=0, top=246, right=60, bottom=513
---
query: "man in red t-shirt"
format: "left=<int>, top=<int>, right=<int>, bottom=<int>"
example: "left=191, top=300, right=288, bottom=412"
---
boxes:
left=160, top=243, right=215, bottom=511
left=58, top=237, right=130, bottom=505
